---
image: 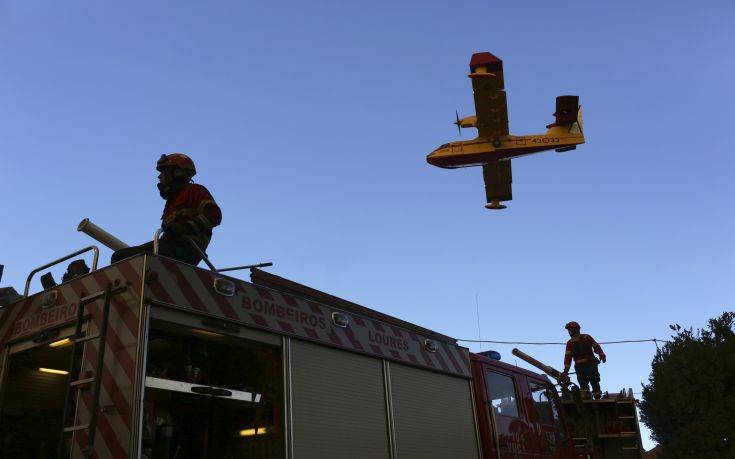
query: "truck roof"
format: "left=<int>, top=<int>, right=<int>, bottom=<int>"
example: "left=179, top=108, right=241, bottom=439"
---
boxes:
left=3, top=255, right=471, bottom=377
left=146, top=256, right=471, bottom=377
left=250, top=268, right=457, bottom=344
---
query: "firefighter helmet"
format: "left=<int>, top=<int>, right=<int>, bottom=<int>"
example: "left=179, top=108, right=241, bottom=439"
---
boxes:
left=565, top=321, right=581, bottom=330
left=157, top=153, right=196, bottom=177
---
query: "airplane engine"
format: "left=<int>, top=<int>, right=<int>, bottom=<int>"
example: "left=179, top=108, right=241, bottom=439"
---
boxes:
left=553, top=95, right=579, bottom=126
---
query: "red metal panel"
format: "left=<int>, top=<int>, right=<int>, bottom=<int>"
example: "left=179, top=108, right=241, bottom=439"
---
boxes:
left=145, top=256, right=471, bottom=378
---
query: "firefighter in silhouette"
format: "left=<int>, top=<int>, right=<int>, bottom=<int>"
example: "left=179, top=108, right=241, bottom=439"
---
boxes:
left=111, top=154, right=222, bottom=266
left=561, top=321, right=606, bottom=399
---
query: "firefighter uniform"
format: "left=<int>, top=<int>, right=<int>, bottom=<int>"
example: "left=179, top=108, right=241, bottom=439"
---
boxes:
left=563, top=322, right=606, bottom=397
left=111, top=154, right=222, bottom=266
left=159, top=182, right=222, bottom=258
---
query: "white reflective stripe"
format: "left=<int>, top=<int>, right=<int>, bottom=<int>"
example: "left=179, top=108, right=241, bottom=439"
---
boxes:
left=145, top=376, right=262, bottom=403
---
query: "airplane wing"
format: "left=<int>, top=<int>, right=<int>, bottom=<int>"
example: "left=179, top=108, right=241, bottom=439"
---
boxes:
left=482, top=161, right=512, bottom=207
left=469, top=52, right=509, bottom=141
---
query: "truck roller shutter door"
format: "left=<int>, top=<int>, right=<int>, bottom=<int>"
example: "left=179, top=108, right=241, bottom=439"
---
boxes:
left=291, top=340, right=390, bottom=459
left=390, top=363, right=479, bottom=459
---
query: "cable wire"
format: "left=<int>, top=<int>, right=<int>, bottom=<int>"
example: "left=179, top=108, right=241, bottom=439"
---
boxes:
left=457, top=338, right=670, bottom=345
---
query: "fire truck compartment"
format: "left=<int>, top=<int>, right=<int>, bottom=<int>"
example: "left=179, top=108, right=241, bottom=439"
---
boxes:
left=0, top=335, right=74, bottom=457
left=142, top=315, right=283, bottom=458
left=287, top=336, right=479, bottom=459
left=146, top=306, right=481, bottom=459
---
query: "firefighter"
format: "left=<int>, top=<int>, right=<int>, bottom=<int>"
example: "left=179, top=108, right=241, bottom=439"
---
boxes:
left=561, top=321, right=606, bottom=398
left=111, top=153, right=222, bottom=266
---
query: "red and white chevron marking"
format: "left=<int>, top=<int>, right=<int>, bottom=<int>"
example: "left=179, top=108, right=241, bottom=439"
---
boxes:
left=69, top=259, right=144, bottom=459
left=146, top=256, right=471, bottom=378
left=0, top=257, right=144, bottom=459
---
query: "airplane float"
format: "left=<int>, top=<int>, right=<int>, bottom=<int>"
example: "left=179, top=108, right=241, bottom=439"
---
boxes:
left=426, top=52, right=585, bottom=209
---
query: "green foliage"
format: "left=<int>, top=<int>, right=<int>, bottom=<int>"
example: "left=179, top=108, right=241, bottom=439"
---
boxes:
left=640, top=312, right=735, bottom=458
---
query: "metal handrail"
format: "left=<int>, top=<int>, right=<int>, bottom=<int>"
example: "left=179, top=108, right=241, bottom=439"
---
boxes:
left=24, top=246, right=99, bottom=296
left=152, top=228, right=273, bottom=273
left=184, top=236, right=218, bottom=272
left=153, top=228, right=217, bottom=271
left=217, top=262, right=273, bottom=272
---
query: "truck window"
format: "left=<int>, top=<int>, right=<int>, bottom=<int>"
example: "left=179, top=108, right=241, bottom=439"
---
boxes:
left=529, top=382, right=555, bottom=425
left=485, top=370, right=520, bottom=418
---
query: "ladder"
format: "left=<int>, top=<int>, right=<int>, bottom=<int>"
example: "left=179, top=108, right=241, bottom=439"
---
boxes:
left=58, top=283, right=126, bottom=458
left=617, top=399, right=643, bottom=458
left=572, top=436, right=593, bottom=453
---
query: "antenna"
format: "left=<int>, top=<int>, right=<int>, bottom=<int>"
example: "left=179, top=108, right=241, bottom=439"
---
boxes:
left=475, top=293, right=483, bottom=351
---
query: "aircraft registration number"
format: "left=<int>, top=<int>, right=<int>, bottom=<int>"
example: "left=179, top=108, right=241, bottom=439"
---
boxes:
left=531, top=137, right=560, bottom=144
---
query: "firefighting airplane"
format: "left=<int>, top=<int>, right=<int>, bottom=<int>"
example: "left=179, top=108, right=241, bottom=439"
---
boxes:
left=426, top=52, right=584, bottom=209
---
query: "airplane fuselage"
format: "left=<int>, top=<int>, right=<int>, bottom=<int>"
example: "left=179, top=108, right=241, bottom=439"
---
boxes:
left=427, top=125, right=584, bottom=169
left=428, top=51, right=585, bottom=208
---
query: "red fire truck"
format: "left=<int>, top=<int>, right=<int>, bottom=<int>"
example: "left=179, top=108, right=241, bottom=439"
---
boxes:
left=0, top=244, right=642, bottom=458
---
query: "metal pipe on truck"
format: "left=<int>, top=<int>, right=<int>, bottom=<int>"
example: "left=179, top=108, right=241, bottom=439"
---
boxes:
left=513, top=348, right=585, bottom=411
left=512, top=348, right=564, bottom=380
left=77, top=218, right=129, bottom=251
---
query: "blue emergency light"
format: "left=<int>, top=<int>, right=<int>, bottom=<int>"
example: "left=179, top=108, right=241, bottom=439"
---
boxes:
left=478, top=350, right=501, bottom=360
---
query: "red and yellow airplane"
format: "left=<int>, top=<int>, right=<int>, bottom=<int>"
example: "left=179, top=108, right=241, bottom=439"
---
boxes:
left=427, top=52, right=584, bottom=209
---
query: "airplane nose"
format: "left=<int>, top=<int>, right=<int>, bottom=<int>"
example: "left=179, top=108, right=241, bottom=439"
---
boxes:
left=426, top=149, right=439, bottom=165
left=427, top=143, right=456, bottom=168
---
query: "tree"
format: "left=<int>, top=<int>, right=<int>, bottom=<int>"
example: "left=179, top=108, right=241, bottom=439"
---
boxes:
left=640, top=312, right=734, bottom=458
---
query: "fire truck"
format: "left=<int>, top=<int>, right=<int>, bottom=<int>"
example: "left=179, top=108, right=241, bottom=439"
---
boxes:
left=0, top=225, right=643, bottom=458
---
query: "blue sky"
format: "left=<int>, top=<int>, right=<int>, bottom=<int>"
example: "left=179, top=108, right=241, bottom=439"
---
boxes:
left=2, top=0, right=733, bottom=449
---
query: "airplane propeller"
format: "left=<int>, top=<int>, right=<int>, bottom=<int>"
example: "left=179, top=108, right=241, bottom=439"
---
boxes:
left=454, top=110, right=462, bottom=135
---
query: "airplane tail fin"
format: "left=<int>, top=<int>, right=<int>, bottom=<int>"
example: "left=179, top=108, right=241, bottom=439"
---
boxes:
left=554, top=98, right=583, bottom=152
left=547, top=95, right=583, bottom=136
left=553, top=95, right=579, bottom=125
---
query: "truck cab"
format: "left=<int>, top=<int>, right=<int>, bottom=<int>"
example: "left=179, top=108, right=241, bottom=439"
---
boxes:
left=471, top=352, right=577, bottom=458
